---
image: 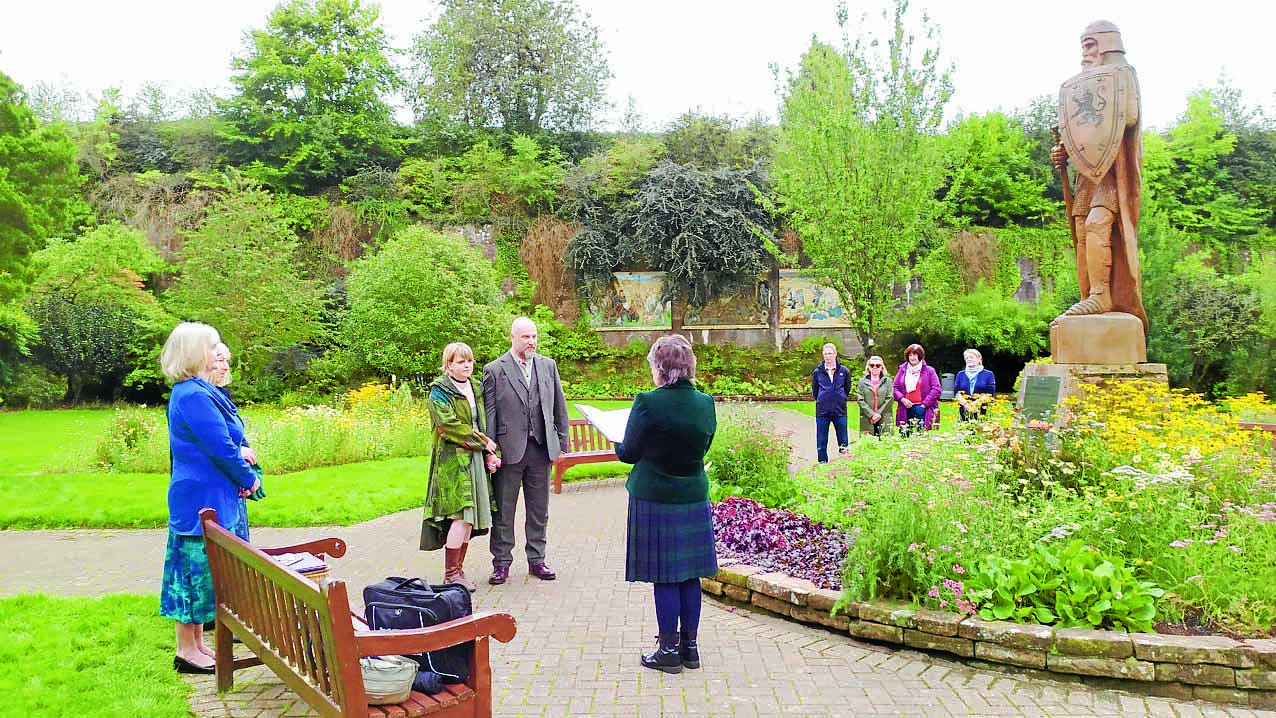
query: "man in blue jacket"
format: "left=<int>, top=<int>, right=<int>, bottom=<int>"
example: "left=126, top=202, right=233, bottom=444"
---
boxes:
left=811, top=343, right=852, bottom=462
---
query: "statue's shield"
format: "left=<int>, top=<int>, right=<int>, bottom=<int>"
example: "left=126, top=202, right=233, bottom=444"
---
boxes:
left=1057, top=66, right=1129, bottom=180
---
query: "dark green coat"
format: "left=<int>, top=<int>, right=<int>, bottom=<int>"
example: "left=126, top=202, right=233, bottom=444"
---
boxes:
left=425, top=375, right=492, bottom=521
left=617, top=379, right=716, bottom=504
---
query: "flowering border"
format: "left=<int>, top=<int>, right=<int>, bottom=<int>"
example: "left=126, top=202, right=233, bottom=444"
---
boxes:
left=705, top=558, right=1276, bottom=711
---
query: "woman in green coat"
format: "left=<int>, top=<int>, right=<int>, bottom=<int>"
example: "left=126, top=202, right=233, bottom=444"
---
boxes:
left=422, top=342, right=498, bottom=592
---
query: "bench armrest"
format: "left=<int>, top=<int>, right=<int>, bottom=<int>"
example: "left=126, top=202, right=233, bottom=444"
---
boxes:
left=259, top=537, right=348, bottom=560
left=354, top=611, right=517, bottom=657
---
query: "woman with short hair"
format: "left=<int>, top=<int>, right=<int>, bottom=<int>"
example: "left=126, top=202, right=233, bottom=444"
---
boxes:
left=954, top=348, right=996, bottom=421
left=159, top=322, right=261, bottom=674
left=618, top=334, right=717, bottom=674
left=422, top=342, right=498, bottom=593
left=892, top=343, right=941, bottom=435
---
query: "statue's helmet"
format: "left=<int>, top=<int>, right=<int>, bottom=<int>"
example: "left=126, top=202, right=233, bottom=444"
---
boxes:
left=1081, top=20, right=1125, bottom=54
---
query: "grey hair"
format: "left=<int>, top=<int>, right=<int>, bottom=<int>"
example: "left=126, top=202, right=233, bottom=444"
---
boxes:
left=963, top=348, right=983, bottom=363
left=647, top=334, right=696, bottom=386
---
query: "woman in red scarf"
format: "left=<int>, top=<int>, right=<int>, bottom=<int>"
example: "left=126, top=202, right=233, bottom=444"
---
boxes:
left=892, top=344, right=940, bottom=435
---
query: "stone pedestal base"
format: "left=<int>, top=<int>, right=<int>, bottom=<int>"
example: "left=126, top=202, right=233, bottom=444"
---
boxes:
left=1019, top=362, right=1169, bottom=425
left=1050, top=312, right=1147, bottom=364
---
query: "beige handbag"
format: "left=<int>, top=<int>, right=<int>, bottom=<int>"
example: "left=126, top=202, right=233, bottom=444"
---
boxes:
left=359, top=655, right=416, bottom=705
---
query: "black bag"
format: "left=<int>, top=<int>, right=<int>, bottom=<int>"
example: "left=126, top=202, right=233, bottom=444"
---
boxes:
left=362, top=577, right=473, bottom=683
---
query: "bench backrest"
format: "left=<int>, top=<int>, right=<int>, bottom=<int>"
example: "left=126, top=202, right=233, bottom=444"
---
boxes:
left=567, top=418, right=613, bottom=452
left=200, top=509, right=367, bottom=718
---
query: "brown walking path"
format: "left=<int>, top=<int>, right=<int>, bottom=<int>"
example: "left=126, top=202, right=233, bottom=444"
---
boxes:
left=1, top=409, right=1270, bottom=717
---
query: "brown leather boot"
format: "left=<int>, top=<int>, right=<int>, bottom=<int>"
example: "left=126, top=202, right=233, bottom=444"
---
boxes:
left=454, top=543, right=476, bottom=593
left=443, top=547, right=463, bottom=585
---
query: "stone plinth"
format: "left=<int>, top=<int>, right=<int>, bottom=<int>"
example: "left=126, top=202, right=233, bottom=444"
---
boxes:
left=1019, top=362, right=1168, bottom=425
left=1050, top=312, right=1147, bottom=364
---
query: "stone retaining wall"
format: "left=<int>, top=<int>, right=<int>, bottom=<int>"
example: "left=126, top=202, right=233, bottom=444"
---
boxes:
left=705, top=559, right=1276, bottom=711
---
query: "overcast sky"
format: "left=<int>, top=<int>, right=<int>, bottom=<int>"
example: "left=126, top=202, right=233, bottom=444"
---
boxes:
left=3, top=0, right=1273, bottom=132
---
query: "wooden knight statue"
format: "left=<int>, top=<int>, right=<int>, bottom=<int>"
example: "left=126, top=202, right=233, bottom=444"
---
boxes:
left=1051, top=21, right=1147, bottom=329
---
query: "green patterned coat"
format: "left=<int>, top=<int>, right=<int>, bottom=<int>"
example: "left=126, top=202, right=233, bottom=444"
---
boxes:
left=424, top=375, right=495, bottom=530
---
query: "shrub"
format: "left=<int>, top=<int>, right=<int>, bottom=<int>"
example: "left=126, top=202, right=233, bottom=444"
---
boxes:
left=90, top=384, right=431, bottom=474
left=706, top=406, right=796, bottom=508
left=3, top=363, right=66, bottom=408
left=344, top=226, right=510, bottom=375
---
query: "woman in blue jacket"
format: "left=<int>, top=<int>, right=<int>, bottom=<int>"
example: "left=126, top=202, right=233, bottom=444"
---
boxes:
left=810, top=343, right=852, bottom=462
left=954, top=348, right=996, bottom=421
left=618, top=334, right=717, bottom=674
left=159, top=322, right=261, bottom=675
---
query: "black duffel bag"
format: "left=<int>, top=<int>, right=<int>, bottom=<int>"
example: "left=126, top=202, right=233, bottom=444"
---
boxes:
left=362, top=577, right=473, bottom=684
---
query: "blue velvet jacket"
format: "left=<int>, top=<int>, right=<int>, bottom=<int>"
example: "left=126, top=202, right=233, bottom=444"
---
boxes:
left=167, top=378, right=257, bottom=535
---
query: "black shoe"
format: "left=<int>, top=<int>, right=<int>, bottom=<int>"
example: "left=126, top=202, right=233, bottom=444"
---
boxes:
left=640, top=634, right=682, bottom=674
left=679, top=630, right=700, bottom=669
left=174, top=655, right=215, bottom=675
left=202, top=621, right=215, bottom=631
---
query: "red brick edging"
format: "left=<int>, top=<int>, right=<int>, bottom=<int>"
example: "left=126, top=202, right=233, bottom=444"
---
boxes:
left=704, top=559, right=1276, bottom=711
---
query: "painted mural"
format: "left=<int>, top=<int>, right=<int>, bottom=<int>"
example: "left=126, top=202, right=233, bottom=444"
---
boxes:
left=778, top=270, right=851, bottom=327
left=585, top=272, right=672, bottom=329
left=684, top=277, right=771, bottom=327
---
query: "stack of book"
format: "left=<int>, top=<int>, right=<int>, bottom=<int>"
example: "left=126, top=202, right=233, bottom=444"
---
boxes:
left=273, top=552, right=330, bottom=584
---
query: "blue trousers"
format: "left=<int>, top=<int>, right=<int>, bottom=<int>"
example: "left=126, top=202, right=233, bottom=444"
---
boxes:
left=815, top=414, right=849, bottom=463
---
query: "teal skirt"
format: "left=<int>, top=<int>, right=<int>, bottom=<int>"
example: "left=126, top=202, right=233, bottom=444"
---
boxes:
left=159, top=531, right=215, bottom=625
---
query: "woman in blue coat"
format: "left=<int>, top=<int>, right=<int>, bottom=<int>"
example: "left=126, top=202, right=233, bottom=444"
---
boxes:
left=954, top=348, right=996, bottom=421
left=617, top=334, right=717, bottom=674
left=159, top=322, right=261, bottom=674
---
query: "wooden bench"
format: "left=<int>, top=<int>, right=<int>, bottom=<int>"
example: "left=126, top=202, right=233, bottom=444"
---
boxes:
left=199, top=508, right=517, bottom=718
left=552, top=418, right=618, bottom=493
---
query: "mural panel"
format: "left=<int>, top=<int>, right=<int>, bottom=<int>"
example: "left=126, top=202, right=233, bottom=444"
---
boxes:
left=778, top=270, right=851, bottom=327
left=684, top=276, right=771, bottom=328
left=585, top=272, right=672, bottom=329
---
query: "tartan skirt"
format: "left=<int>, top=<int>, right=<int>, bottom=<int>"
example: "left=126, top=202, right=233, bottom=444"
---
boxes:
left=159, top=530, right=216, bottom=625
left=625, top=496, right=718, bottom=584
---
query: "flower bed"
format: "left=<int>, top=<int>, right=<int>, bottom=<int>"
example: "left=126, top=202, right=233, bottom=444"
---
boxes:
left=712, top=496, right=850, bottom=590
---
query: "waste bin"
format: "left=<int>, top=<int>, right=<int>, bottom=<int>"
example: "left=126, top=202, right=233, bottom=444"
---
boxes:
left=940, top=372, right=956, bottom=401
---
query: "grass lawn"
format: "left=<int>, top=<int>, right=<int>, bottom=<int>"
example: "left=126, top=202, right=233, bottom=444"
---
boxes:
left=0, top=409, right=115, bottom=474
left=0, top=402, right=637, bottom=529
left=0, top=458, right=426, bottom=530
left=0, top=593, right=190, bottom=718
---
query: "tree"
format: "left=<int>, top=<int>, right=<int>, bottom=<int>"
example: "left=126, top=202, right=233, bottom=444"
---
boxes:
left=220, top=0, right=401, bottom=192
left=164, top=175, right=324, bottom=378
left=771, top=0, right=953, bottom=348
left=0, top=71, right=89, bottom=303
left=27, top=223, right=172, bottom=399
left=411, top=0, right=610, bottom=134
left=940, top=112, right=1056, bottom=227
left=568, top=161, right=775, bottom=309
left=343, top=226, right=509, bottom=375
left=663, top=111, right=776, bottom=169
left=1142, top=91, right=1268, bottom=252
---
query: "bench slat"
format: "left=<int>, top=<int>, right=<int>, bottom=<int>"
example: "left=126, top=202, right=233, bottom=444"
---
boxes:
left=553, top=419, right=620, bottom=493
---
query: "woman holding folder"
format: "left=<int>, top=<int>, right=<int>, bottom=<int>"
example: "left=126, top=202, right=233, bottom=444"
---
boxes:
left=616, top=334, right=718, bottom=674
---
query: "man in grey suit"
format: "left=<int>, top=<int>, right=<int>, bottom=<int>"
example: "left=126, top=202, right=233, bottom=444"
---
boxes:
left=482, top=316, right=570, bottom=585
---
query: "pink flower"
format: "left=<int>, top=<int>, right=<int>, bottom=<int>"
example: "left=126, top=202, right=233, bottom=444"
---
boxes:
left=928, top=586, right=940, bottom=599
left=953, top=564, right=966, bottom=574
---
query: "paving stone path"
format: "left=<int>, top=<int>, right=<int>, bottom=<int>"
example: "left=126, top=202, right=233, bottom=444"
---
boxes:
left=1, top=408, right=1271, bottom=717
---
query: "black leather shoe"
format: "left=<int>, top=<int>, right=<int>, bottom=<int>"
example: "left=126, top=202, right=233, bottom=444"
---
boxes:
left=174, top=655, right=215, bottom=675
left=679, top=630, right=700, bottom=669
left=528, top=562, right=557, bottom=581
left=488, top=565, right=510, bottom=585
left=641, top=634, right=682, bottom=674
